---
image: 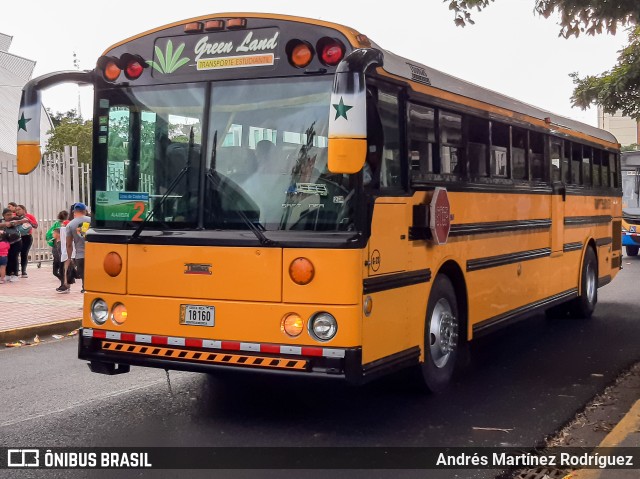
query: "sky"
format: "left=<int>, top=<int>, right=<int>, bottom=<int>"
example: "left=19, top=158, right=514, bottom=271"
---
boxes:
left=0, top=0, right=629, bottom=127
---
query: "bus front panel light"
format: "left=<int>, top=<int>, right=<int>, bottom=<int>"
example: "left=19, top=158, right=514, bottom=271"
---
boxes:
left=91, top=299, right=109, bottom=325
left=309, top=312, right=337, bottom=342
left=111, top=303, right=128, bottom=325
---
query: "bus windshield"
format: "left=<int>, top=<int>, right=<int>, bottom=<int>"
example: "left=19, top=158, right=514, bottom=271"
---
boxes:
left=622, top=168, right=639, bottom=209
left=95, top=77, right=358, bottom=233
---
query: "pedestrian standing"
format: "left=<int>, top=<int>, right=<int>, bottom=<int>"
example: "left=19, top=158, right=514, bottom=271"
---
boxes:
left=0, top=232, right=9, bottom=283
left=51, top=228, right=65, bottom=289
left=62, top=203, right=90, bottom=293
left=14, top=204, right=38, bottom=277
left=0, top=207, right=25, bottom=282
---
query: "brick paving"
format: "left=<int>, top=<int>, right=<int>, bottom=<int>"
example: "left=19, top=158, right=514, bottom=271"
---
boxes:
left=0, top=262, right=83, bottom=334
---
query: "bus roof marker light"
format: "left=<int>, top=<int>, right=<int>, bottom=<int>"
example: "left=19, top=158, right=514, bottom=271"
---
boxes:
left=204, top=20, right=225, bottom=31
left=226, top=18, right=247, bottom=29
left=317, top=38, right=345, bottom=66
left=184, top=22, right=204, bottom=33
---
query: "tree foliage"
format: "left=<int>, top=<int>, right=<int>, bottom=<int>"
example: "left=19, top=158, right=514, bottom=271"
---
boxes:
left=445, top=1, right=640, bottom=118
left=45, top=109, right=93, bottom=164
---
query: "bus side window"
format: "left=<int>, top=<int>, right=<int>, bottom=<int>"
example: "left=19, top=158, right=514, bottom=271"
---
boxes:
left=562, top=140, right=571, bottom=184
left=593, top=149, right=602, bottom=187
left=582, top=146, right=592, bottom=187
left=467, top=116, right=489, bottom=178
left=530, top=131, right=546, bottom=181
left=511, top=126, right=527, bottom=180
left=601, top=150, right=610, bottom=187
left=550, top=140, right=562, bottom=182
left=376, top=89, right=403, bottom=190
left=490, top=121, right=509, bottom=178
left=571, top=143, right=582, bottom=185
left=407, top=102, right=435, bottom=178
left=610, top=153, right=618, bottom=188
left=440, top=111, right=462, bottom=175
left=365, top=92, right=384, bottom=189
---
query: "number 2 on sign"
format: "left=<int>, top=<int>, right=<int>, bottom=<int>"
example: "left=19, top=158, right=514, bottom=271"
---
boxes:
left=132, top=202, right=146, bottom=221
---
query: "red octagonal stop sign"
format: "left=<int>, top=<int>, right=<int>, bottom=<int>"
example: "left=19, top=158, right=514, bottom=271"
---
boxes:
left=429, top=187, right=451, bottom=245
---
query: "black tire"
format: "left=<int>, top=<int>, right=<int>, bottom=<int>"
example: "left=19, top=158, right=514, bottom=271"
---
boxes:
left=418, top=275, right=461, bottom=392
left=569, top=247, right=598, bottom=319
left=626, top=245, right=639, bottom=257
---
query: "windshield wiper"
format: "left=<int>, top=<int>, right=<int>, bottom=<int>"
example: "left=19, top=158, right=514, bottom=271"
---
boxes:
left=206, top=134, right=274, bottom=247
left=129, top=127, right=195, bottom=242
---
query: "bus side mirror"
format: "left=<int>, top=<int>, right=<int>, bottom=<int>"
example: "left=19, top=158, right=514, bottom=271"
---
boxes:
left=328, top=138, right=367, bottom=174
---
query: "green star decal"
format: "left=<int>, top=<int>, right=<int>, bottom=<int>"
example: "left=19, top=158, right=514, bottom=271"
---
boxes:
left=333, top=97, right=353, bottom=120
left=18, top=112, right=31, bottom=132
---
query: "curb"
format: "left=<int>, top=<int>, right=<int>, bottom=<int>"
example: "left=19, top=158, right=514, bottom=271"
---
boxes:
left=563, top=400, right=640, bottom=479
left=0, top=318, right=82, bottom=344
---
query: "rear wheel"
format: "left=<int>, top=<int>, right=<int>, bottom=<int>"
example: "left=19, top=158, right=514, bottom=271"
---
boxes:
left=626, top=245, right=639, bottom=257
left=569, top=247, right=598, bottom=319
left=418, top=275, right=461, bottom=392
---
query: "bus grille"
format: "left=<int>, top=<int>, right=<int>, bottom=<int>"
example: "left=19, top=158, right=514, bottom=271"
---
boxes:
left=101, top=341, right=309, bottom=371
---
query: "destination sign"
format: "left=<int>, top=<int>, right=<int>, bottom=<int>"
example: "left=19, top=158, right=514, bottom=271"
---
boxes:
left=149, top=28, right=279, bottom=77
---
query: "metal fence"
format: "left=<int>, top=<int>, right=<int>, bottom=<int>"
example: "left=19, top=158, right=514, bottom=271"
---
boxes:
left=0, top=146, right=91, bottom=264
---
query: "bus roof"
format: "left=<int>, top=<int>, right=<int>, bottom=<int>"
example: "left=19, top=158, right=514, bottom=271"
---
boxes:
left=375, top=44, right=619, bottom=147
left=102, top=12, right=618, bottom=148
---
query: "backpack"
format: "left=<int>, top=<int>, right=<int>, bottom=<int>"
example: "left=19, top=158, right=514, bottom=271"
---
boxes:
left=3, top=226, right=21, bottom=244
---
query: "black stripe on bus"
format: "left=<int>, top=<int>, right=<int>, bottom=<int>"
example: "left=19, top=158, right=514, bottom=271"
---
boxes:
left=363, top=269, right=431, bottom=294
left=564, top=215, right=612, bottom=227
left=595, top=237, right=613, bottom=247
left=563, top=242, right=583, bottom=253
left=473, top=289, right=578, bottom=337
left=450, top=219, right=551, bottom=237
left=466, top=248, right=551, bottom=272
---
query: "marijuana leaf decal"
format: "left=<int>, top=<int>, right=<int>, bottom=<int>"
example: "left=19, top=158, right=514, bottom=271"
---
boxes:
left=147, top=40, right=190, bottom=74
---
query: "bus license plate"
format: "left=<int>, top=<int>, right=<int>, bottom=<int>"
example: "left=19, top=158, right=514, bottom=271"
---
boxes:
left=180, top=305, right=215, bottom=327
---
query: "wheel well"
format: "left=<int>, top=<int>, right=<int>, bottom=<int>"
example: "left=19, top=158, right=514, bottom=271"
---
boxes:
left=436, top=260, right=468, bottom=342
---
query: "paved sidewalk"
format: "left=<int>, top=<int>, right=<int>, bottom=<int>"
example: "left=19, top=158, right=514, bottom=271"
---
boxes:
left=0, top=262, right=83, bottom=343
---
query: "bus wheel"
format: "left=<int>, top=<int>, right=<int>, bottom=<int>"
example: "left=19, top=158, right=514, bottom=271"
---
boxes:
left=626, top=245, right=639, bottom=257
left=569, top=247, right=598, bottom=319
left=419, top=275, right=460, bottom=392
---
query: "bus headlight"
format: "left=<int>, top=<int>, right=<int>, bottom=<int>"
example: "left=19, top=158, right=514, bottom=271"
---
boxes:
left=309, top=312, right=337, bottom=342
left=91, top=299, right=109, bottom=325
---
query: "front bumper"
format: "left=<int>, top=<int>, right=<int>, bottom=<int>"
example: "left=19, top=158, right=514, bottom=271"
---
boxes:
left=78, top=328, right=366, bottom=384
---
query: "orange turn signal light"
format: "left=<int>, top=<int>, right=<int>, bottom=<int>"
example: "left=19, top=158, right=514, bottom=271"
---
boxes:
left=104, top=252, right=123, bottom=277
left=104, top=61, right=121, bottom=82
left=111, top=303, right=128, bottom=325
left=291, top=42, right=313, bottom=68
left=289, top=257, right=315, bottom=285
left=184, top=22, right=204, bottom=33
left=281, top=313, right=304, bottom=337
left=227, top=18, right=247, bottom=29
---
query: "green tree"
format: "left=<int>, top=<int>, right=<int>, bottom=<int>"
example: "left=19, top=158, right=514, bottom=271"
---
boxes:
left=445, top=1, right=640, bottom=118
left=45, top=109, right=93, bottom=164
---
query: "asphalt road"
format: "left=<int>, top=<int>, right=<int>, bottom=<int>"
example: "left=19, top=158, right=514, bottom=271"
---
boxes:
left=2, top=254, right=639, bottom=479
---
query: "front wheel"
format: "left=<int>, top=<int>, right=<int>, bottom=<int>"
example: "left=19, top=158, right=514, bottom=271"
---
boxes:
left=626, top=245, right=639, bottom=257
left=569, top=247, right=598, bottom=319
left=418, top=275, right=461, bottom=392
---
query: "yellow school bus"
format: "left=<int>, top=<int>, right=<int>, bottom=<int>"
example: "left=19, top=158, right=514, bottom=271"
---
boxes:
left=17, top=13, right=622, bottom=391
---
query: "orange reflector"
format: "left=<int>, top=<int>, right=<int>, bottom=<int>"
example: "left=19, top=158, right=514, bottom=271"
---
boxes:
left=184, top=22, right=203, bottom=33
left=104, top=61, right=121, bottom=82
left=281, top=313, right=304, bottom=337
left=227, top=18, right=247, bottom=29
left=289, top=257, right=315, bottom=285
left=204, top=20, right=225, bottom=31
left=103, top=252, right=123, bottom=277
left=111, top=303, right=128, bottom=325
left=290, top=43, right=313, bottom=68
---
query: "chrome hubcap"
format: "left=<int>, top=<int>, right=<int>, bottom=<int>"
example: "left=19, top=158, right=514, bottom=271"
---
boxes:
left=585, top=262, right=596, bottom=304
left=429, top=298, right=458, bottom=368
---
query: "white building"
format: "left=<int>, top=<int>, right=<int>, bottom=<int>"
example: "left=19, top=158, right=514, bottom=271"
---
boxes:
left=597, top=107, right=640, bottom=147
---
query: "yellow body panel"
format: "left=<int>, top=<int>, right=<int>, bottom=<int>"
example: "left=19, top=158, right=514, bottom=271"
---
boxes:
left=327, top=138, right=367, bottom=174
left=282, top=249, right=362, bottom=305
left=127, top=245, right=282, bottom=302
left=85, top=243, right=128, bottom=295
left=16, top=143, right=41, bottom=174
